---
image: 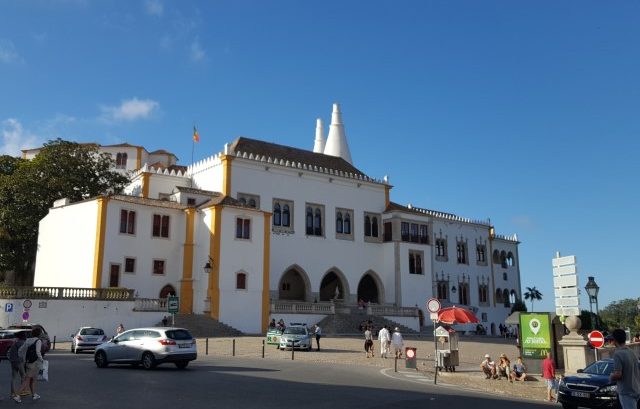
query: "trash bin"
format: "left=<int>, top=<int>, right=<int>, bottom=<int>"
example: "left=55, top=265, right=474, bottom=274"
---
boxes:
left=405, top=347, right=417, bottom=369
left=435, top=325, right=459, bottom=372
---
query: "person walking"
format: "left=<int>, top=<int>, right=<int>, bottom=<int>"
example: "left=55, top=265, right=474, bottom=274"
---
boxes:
left=116, top=323, right=125, bottom=335
left=8, top=331, right=27, bottom=400
left=391, top=327, right=404, bottom=359
left=314, top=324, right=322, bottom=351
left=14, top=327, right=44, bottom=402
left=364, top=326, right=374, bottom=358
left=378, top=325, right=390, bottom=358
left=609, top=328, right=640, bottom=409
left=542, top=352, right=556, bottom=402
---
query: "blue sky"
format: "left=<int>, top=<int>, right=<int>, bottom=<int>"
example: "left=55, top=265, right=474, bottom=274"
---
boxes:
left=1, top=1, right=639, bottom=312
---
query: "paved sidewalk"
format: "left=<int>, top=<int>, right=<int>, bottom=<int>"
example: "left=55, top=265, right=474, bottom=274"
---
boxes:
left=192, top=335, right=557, bottom=404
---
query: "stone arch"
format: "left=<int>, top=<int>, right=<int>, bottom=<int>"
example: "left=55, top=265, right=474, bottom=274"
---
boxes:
left=318, top=267, right=351, bottom=302
left=159, top=284, right=176, bottom=298
left=278, top=264, right=312, bottom=301
left=357, top=270, right=385, bottom=304
left=503, top=288, right=510, bottom=307
left=495, top=288, right=503, bottom=303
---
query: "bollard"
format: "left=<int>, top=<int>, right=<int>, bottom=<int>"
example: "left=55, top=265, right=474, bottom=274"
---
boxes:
left=53, top=336, right=56, bottom=350
left=394, top=356, right=398, bottom=372
left=206, top=338, right=209, bottom=355
left=290, top=340, right=295, bottom=360
left=233, top=339, right=236, bottom=356
left=262, top=339, right=265, bottom=358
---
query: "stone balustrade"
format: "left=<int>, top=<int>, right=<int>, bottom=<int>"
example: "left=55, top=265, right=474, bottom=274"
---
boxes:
left=270, top=301, right=418, bottom=317
left=134, top=298, right=168, bottom=311
left=0, top=286, right=135, bottom=300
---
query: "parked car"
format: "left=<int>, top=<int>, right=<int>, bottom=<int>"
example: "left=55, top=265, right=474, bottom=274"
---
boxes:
left=0, top=329, right=30, bottom=359
left=8, top=324, right=51, bottom=354
left=557, top=359, right=621, bottom=409
left=71, top=327, right=108, bottom=353
left=278, top=325, right=312, bottom=351
left=94, top=327, right=197, bottom=369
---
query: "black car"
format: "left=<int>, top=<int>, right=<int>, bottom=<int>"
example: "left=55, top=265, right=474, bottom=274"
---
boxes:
left=558, top=359, right=620, bottom=409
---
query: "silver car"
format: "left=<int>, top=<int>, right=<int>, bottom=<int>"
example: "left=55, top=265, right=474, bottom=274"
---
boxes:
left=94, top=327, right=197, bottom=369
left=71, top=327, right=108, bottom=353
left=279, top=325, right=312, bottom=351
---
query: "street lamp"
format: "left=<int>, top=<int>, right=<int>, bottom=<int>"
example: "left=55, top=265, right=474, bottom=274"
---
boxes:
left=584, top=276, right=600, bottom=329
left=203, top=256, right=214, bottom=274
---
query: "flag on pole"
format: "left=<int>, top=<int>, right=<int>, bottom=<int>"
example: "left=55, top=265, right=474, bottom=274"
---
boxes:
left=193, top=126, right=200, bottom=142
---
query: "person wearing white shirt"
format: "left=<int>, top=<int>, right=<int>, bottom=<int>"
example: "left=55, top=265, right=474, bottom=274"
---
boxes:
left=314, top=324, right=322, bottom=351
left=391, top=327, right=404, bottom=358
left=378, top=325, right=390, bottom=358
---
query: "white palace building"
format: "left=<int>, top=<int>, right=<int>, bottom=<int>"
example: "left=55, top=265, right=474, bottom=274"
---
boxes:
left=32, top=104, right=521, bottom=334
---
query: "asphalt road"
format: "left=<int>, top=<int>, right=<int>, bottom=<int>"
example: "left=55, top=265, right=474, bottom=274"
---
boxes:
left=0, top=349, right=554, bottom=409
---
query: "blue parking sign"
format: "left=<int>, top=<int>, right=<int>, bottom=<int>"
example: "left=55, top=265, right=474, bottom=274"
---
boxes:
left=5, top=303, right=13, bottom=312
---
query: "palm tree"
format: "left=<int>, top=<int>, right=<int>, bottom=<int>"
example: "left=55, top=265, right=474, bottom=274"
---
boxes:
left=524, top=286, right=543, bottom=312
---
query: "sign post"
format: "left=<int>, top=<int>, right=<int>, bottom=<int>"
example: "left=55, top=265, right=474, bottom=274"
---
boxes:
left=553, top=252, right=580, bottom=318
left=588, top=330, right=604, bottom=361
left=426, top=298, right=441, bottom=385
left=167, top=296, right=179, bottom=326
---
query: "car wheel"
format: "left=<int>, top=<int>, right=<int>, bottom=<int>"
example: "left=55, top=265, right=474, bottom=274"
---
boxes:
left=73, top=345, right=79, bottom=354
left=561, top=404, right=577, bottom=409
left=71, top=342, right=74, bottom=352
left=141, top=352, right=156, bottom=370
left=175, top=360, right=189, bottom=369
left=94, top=351, right=108, bottom=368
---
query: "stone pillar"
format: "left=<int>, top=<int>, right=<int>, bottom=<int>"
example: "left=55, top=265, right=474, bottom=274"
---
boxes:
left=558, top=316, right=595, bottom=374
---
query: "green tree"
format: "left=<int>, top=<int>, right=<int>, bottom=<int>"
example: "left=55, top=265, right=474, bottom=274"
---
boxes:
left=0, top=139, right=129, bottom=284
left=524, top=286, right=543, bottom=312
left=510, top=299, right=527, bottom=314
left=599, top=298, right=640, bottom=332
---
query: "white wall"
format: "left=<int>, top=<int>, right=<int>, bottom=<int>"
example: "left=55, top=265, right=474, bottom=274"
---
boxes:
left=34, top=200, right=98, bottom=288
left=0, top=299, right=165, bottom=341
left=383, top=316, right=420, bottom=332
left=147, top=173, right=190, bottom=199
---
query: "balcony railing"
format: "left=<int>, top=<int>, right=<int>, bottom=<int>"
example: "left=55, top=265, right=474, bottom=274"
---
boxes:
left=270, top=301, right=419, bottom=317
left=0, top=286, right=135, bottom=300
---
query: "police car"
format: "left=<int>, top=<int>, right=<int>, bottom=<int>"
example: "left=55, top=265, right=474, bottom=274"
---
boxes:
left=278, top=323, right=312, bottom=351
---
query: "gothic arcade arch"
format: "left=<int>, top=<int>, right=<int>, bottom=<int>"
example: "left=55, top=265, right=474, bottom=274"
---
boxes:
left=319, top=268, right=350, bottom=301
left=278, top=265, right=312, bottom=301
left=159, top=284, right=176, bottom=298
left=357, top=270, right=385, bottom=304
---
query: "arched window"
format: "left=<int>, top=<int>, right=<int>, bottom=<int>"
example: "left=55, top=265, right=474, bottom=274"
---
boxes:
left=344, top=213, right=351, bottom=234
left=336, top=212, right=343, bottom=234
left=495, top=288, right=503, bottom=303
left=282, top=204, right=290, bottom=227
left=364, top=216, right=372, bottom=236
left=248, top=198, right=256, bottom=208
left=236, top=272, right=247, bottom=290
left=503, top=289, right=510, bottom=307
left=507, top=252, right=514, bottom=266
left=372, top=217, right=378, bottom=237
left=273, top=203, right=281, bottom=226
left=314, top=208, right=322, bottom=235
left=500, top=251, right=507, bottom=268
left=493, top=250, right=500, bottom=264
left=306, top=207, right=313, bottom=235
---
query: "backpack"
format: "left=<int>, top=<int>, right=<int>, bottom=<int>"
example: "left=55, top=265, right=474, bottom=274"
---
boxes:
left=25, top=342, right=38, bottom=363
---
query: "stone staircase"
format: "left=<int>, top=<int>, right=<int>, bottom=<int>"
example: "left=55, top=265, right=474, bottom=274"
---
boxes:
left=167, top=314, right=244, bottom=338
left=317, top=312, right=418, bottom=336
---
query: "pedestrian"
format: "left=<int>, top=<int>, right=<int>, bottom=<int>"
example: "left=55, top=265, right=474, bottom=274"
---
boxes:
left=14, top=327, right=44, bottom=402
left=542, top=351, right=556, bottom=402
left=378, top=325, right=390, bottom=358
left=161, top=316, right=168, bottom=326
left=314, top=324, right=322, bottom=351
left=8, top=331, right=27, bottom=399
left=116, top=323, right=125, bottom=335
left=391, top=327, right=404, bottom=358
left=609, top=328, right=640, bottom=409
left=364, top=326, right=374, bottom=358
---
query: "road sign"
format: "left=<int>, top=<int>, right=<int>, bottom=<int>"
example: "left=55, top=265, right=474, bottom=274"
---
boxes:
left=555, top=287, right=579, bottom=297
left=588, top=330, right=605, bottom=349
left=23, top=299, right=32, bottom=309
left=555, top=297, right=579, bottom=307
left=426, top=298, right=441, bottom=313
left=5, top=303, right=13, bottom=313
left=22, top=310, right=29, bottom=321
left=430, top=312, right=438, bottom=321
left=554, top=275, right=578, bottom=288
left=553, top=265, right=578, bottom=276
left=556, top=306, right=580, bottom=317
left=167, top=296, right=179, bottom=314
left=552, top=255, right=577, bottom=268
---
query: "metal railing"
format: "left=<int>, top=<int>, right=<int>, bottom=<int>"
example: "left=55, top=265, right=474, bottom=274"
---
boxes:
left=0, top=286, right=135, bottom=300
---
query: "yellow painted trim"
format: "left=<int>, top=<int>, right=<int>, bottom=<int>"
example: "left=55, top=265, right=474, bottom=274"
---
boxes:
left=92, top=197, right=109, bottom=288
left=180, top=208, right=196, bottom=313
left=262, top=212, right=271, bottom=332
left=221, top=155, right=234, bottom=196
left=141, top=172, right=150, bottom=198
left=208, top=206, right=223, bottom=320
left=136, top=147, right=143, bottom=169
left=384, top=186, right=391, bottom=208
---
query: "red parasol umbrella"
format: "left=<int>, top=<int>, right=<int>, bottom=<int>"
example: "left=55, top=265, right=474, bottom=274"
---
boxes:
left=437, top=306, right=479, bottom=325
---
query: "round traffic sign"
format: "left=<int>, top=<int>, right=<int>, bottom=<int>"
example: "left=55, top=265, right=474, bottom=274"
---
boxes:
left=426, top=298, right=441, bottom=313
left=23, top=299, right=32, bottom=309
left=406, top=348, right=416, bottom=359
left=22, top=311, right=29, bottom=321
left=588, top=330, right=605, bottom=349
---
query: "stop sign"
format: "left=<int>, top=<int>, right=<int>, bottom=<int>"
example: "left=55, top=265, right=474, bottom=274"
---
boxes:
left=588, top=330, right=605, bottom=349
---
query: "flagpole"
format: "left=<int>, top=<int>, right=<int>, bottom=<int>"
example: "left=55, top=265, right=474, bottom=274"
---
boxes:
left=191, top=125, right=195, bottom=188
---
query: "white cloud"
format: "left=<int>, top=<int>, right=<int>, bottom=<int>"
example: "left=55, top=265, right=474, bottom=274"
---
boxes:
left=0, top=39, right=22, bottom=64
left=1, top=119, right=42, bottom=156
left=145, top=0, right=164, bottom=17
left=100, top=98, right=159, bottom=122
left=190, top=37, right=205, bottom=62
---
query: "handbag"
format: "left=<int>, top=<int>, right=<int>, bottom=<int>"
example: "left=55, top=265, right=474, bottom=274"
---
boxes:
left=37, top=360, right=49, bottom=382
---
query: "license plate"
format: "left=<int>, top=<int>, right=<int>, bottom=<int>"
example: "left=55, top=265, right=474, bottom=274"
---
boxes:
left=178, top=343, right=191, bottom=349
left=571, top=391, right=590, bottom=398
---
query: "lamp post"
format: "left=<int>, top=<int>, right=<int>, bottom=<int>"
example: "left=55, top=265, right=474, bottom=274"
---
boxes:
left=584, top=276, right=600, bottom=329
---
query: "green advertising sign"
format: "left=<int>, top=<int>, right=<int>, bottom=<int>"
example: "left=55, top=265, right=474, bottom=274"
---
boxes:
left=519, top=313, right=551, bottom=359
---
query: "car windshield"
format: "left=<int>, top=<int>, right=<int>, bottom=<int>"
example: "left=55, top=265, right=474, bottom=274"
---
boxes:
left=165, top=330, right=192, bottom=340
left=284, top=327, right=306, bottom=335
left=583, top=361, right=614, bottom=375
left=0, top=332, right=17, bottom=339
left=80, top=328, right=104, bottom=335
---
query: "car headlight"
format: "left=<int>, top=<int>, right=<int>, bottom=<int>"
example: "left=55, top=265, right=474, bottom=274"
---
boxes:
left=599, top=385, right=617, bottom=394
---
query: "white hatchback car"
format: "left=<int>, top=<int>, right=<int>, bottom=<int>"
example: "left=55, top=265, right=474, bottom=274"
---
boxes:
left=94, top=327, right=197, bottom=369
